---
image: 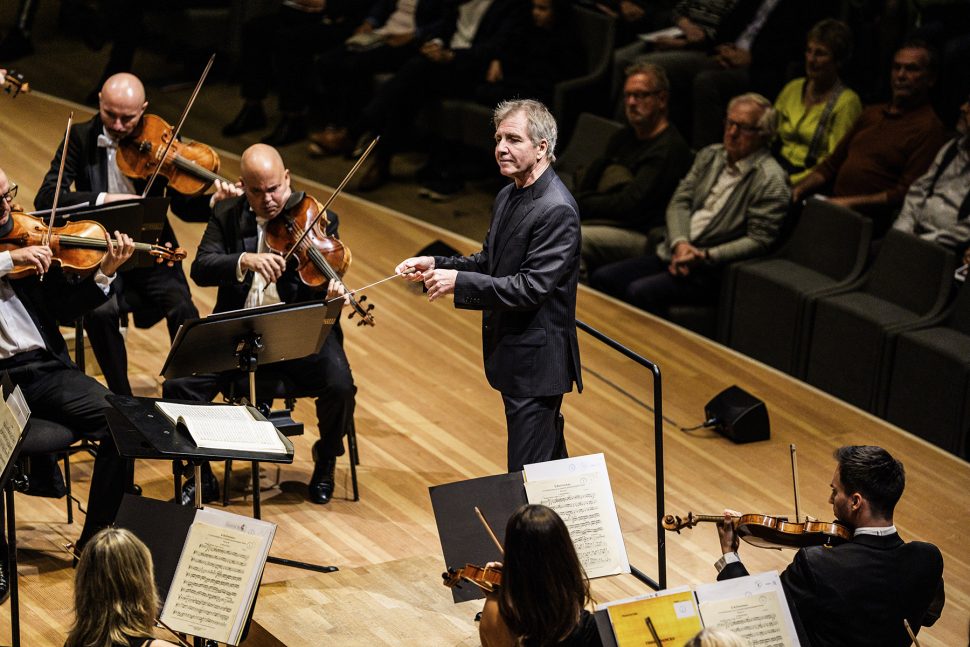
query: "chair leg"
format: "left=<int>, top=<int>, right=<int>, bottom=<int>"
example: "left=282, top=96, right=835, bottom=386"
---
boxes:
left=223, top=459, right=232, bottom=507
left=63, top=452, right=73, bottom=524
left=347, top=420, right=359, bottom=502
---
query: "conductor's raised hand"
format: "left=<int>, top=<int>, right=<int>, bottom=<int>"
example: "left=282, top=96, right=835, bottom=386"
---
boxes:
left=424, top=268, right=457, bottom=302
left=395, top=255, right=434, bottom=282
left=241, top=251, right=287, bottom=284
left=100, top=230, right=135, bottom=276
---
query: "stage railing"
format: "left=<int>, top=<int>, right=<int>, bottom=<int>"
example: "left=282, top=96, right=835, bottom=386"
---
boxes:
left=576, top=319, right=665, bottom=590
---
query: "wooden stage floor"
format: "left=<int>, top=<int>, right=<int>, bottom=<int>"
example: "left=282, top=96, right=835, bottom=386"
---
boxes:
left=1, top=93, right=968, bottom=646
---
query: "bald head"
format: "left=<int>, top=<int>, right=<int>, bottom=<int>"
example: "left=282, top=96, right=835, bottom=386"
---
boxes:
left=99, top=73, right=147, bottom=140
left=240, top=144, right=291, bottom=220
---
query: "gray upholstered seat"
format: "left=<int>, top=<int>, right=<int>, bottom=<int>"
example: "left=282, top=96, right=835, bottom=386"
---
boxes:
left=804, top=229, right=956, bottom=412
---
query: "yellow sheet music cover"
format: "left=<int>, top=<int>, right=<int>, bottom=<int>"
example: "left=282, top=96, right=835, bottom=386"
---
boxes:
left=607, top=589, right=703, bottom=646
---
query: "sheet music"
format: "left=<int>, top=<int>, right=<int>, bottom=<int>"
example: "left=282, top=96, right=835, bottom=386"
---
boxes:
left=603, top=587, right=702, bottom=647
left=523, top=454, right=629, bottom=578
left=0, top=386, right=29, bottom=474
left=161, top=508, right=276, bottom=645
left=695, top=571, right=800, bottom=647
left=155, top=401, right=286, bottom=454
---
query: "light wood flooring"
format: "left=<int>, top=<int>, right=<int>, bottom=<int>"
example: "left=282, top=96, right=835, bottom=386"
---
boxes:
left=0, top=93, right=968, bottom=647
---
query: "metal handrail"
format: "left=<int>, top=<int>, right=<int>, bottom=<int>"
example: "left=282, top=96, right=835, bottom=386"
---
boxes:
left=576, top=319, right=665, bottom=591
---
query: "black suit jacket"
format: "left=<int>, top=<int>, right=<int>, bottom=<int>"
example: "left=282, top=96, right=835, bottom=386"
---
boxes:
left=719, top=533, right=945, bottom=647
left=34, top=114, right=213, bottom=245
left=191, top=192, right=340, bottom=316
left=435, top=168, right=582, bottom=397
left=8, top=270, right=109, bottom=366
left=431, top=0, right=529, bottom=72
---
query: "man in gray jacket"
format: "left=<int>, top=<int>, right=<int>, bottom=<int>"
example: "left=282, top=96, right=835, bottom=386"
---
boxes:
left=591, top=92, right=789, bottom=315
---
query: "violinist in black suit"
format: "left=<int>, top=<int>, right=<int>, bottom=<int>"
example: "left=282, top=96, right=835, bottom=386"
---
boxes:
left=0, top=166, right=135, bottom=601
left=715, top=445, right=945, bottom=647
left=162, top=144, right=355, bottom=506
left=34, top=72, right=240, bottom=397
left=396, top=99, right=581, bottom=472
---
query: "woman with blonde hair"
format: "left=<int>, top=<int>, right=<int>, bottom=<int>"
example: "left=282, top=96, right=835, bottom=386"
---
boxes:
left=66, top=527, right=177, bottom=647
left=685, top=627, right=750, bottom=647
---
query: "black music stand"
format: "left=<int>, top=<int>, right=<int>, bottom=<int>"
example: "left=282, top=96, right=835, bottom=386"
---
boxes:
left=0, top=374, right=34, bottom=647
left=156, top=297, right=344, bottom=573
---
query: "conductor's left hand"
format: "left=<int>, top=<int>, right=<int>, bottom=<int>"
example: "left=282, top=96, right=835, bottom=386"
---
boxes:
left=100, top=230, right=135, bottom=276
left=424, top=268, right=457, bottom=302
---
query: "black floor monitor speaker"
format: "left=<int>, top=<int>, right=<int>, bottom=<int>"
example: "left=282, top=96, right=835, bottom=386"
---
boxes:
left=704, top=385, right=770, bottom=443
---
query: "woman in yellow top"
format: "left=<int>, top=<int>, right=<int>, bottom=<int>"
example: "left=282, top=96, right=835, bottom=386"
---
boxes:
left=773, top=19, right=863, bottom=184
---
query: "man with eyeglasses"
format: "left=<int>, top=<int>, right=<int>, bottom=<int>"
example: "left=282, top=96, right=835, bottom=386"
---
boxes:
left=591, top=92, right=789, bottom=316
left=792, top=41, right=947, bottom=234
left=32, top=72, right=241, bottom=399
left=573, top=62, right=693, bottom=278
left=0, top=165, right=136, bottom=601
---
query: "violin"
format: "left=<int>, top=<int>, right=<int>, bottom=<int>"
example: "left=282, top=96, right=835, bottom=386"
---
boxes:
left=1, top=69, right=29, bottom=98
left=0, top=211, right=186, bottom=279
left=662, top=511, right=851, bottom=550
left=442, top=564, right=502, bottom=593
left=116, top=113, right=232, bottom=197
left=264, top=194, right=376, bottom=326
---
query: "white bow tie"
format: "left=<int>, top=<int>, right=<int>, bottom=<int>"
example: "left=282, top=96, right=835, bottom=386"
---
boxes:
left=97, top=134, right=118, bottom=149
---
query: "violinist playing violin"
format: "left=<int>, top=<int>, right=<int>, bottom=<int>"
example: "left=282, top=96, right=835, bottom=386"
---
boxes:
left=714, top=445, right=945, bottom=647
left=33, top=72, right=241, bottom=398
left=162, top=144, right=356, bottom=506
left=0, top=165, right=136, bottom=598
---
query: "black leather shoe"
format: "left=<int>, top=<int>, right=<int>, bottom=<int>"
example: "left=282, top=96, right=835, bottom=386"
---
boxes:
left=22, top=455, right=66, bottom=498
left=180, top=469, right=220, bottom=506
left=308, top=457, right=336, bottom=505
left=261, top=116, right=307, bottom=147
left=222, top=103, right=267, bottom=137
left=0, top=546, right=9, bottom=605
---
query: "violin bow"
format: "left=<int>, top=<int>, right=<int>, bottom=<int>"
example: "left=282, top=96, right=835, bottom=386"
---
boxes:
left=790, top=443, right=801, bottom=524
left=142, top=53, right=216, bottom=198
left=903, top=619, right=921, bottom=647
left=40, top=111, right=75, bottom=280
left=475, top=506, right=504, bottom=556
left=280, top=136, right=380, bottom=266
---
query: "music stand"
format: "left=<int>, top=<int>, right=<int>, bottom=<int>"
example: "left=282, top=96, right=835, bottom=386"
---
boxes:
left=0, top=373, right=34, bottom=647
left=157, top=297, right=344, bottom=573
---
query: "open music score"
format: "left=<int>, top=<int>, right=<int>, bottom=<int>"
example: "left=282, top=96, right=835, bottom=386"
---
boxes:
left=161, top=508, right=276, bottom=645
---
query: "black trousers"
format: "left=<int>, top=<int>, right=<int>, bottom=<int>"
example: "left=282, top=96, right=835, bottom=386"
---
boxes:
left=162, top=333, right=355, bottom=461
left=502, top=393, right=567, bottom=473
left=590, top=254, right=721, bottom=315
left=2, top=355, right=127, bottom=549
left=84, top=263, right=198, bottom=396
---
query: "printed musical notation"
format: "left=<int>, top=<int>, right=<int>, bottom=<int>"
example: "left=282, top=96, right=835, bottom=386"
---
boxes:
left=523, top=454, right=629, bottom=579
left=695, top=572, right=799, bottom=647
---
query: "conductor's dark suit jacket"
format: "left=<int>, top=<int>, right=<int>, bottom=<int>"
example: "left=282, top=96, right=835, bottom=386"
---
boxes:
left=435, top=168, right=582, bottom=397
left=719, top=533, right=945, bottom=647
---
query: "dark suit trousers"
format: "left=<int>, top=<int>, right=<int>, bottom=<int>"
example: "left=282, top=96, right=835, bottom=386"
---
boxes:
left=162, top=333, right=355, bottom=461
left=590, top=254, right=720, bottom=315
left=84, top=264, right=198, bottom=396
left=503, top=394, right=567, bottom=472
left=3, top=356, right=127, bottom=549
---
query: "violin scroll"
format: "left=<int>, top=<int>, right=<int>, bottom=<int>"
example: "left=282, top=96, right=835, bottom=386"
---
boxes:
left=149, top=242, right=188, bottom=266
left=661, top=512, right=700, bottom=534
left=442, top=563, right=502, bottom=593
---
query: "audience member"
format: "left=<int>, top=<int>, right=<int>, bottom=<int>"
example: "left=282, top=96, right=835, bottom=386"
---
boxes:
left=590, top=93, right=788, bottom=315
left=773, top=19, right=862, bottom=183
left=792, top=41, right=947, bottom=232
left=591, top=0, right=674, bottom=48
left=221, top=0, right=368, bottom=147
left=892, top=94, right=970, bottom=254
left=352, top=0, right=529, bottom=191
left=307, top=0, right=446, bottom=158
left=479, top=504, right=601, bottom=647
left=685, top=628, right=749, bottom=647
left=576, top=62, right=693, bottom=277
left=714, top=446, right=945, bottom=647
left=66, top=527, right=177, bottom=647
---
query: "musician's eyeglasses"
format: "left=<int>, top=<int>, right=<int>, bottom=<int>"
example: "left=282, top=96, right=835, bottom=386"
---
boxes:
left=724, top=119, right=761, bottom=135
left=1, top=183, right=18, bottom=203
